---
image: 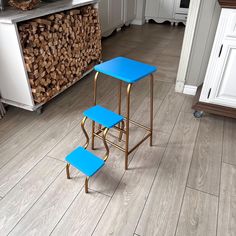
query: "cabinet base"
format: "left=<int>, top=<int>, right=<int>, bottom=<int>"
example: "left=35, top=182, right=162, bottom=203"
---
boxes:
left=145, top=17, right=186, bottom=26
left=192, top=85, right=236, bottom=119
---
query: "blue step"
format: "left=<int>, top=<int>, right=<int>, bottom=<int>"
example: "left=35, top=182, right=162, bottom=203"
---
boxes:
left=84, top=105, right=123, bottom=128
left=94, top=57, right=157, bottom=83
left=65, top=146, right=105, bottom=177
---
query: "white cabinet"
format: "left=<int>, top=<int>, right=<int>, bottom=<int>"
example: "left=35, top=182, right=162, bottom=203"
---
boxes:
left=124, top=0, right=136, bottom=24
left=99, top=0, right=124, bottom=37
left=200, top=9, right=236, bottom=109
left=145, top=0, right=187, bottom=25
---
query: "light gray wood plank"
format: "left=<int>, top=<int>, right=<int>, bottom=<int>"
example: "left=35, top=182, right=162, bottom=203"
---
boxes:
left=0, top=110, right=82, bottom=197
left=136, top=112, right=200, bottom=236
left=9, top=164, right=84, bottom=236
left=176, top=188, right=218, bottom=236
left=154, top=86, right=185, bottom=133
left=187, top=115, right=224, bottom=196
left=0, top=108, right=36, bottom=144
left=0, top=74, right=116, bottom=197
left=51, top=190, right=110, bottom=236
left=92, top=134, right=166, bottom=236
left=181, top=95, right=194, bottom=113
left=223, top=118, right=236, bottom=166
left=0, top=157, right=64, bottom=235
left=218, top=163, right=236, bottom=236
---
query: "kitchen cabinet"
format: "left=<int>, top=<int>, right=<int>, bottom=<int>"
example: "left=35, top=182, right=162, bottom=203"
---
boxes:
left=145, top=0, right=187, bottom=25
left=200, top=9, right=236, bottom=109
left=124, top=0, right=136, bottom=25
left=99, top=0, right=136, bottom=36
left=99, top=0, right=124, bottom=37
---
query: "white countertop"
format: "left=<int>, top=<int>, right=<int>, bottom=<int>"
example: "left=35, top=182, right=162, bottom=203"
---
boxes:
left=0, top=0, right=98, bottom=24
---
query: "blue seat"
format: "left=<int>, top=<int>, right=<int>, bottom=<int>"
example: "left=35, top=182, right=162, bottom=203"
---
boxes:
left=94, top=57, right=157, bottom=83
left=65, top=146, right=105, bottom=177
left=84, top=105, right=123, bottom=128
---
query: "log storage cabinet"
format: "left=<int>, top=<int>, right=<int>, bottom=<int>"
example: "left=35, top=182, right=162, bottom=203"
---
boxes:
left=0, top=0, right=101, bottom=113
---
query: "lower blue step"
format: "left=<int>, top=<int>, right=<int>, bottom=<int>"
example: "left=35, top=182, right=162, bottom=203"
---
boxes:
left=65, top=146, right=105, bottom=177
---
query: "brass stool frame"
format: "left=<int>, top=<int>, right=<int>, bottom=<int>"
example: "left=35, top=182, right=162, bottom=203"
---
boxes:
left=91, top=72, right=154, bottom=170
left=66, top=116, right=110, bottom=193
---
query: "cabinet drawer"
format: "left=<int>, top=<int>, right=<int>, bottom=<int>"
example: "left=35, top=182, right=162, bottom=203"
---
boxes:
left=175, top=14, right=187, bottom=21
left=224, top=9, right=236, bottom=38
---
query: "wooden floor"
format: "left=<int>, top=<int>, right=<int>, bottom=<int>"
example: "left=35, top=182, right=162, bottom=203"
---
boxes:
left=0, top=23, right=236, bottom=236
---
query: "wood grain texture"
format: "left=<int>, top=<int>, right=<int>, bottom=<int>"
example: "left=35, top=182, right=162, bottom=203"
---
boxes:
left=176, top=188, right=218, bottom=236
left=187, top=115, right=224, bottom=196
left=181, top=95, right=194, bottom=113
left=218, top=163, right=236, bottom=236
left=0, top=77, right=91, bottom=169
left=0, top=111, right=80, bottom=197
left=0, top=74, right=116, bottom=197
left=154, top=86, right=185, bottom=133
left=9, top=165, right=84, bottom=236
left=92, top=133, right=166, bottom=236
left=218, top=0, right=236, bottom=8
left=51, top=190, right=110, bottom=236
left=0, top=157, right=64, bottom=235
left=223, top=118, right=236, bottom=166
left=136, top=112, right=200, bottom=236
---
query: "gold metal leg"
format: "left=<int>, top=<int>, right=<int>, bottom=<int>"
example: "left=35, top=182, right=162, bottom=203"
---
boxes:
left=125, top=83, right=132, bottom=170
left=150, top=74, right=154, bottom=146
left=81, top=116, right=89, bottom=149
left=85, top=177, right=89, bottom=193
left=92, top=72, right=99, bottom=150
left=118, top=80, right=123, bottom=140
left=66, top=163, right=70, bottom=179
left=118, top=120, right=125, bottom=142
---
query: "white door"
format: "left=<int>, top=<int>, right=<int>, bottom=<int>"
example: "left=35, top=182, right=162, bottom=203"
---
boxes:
left=207, top=39, right=236, bottom=108
left=124, top=0, right=136, bottom=23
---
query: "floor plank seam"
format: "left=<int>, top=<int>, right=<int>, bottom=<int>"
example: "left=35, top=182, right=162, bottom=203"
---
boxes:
left=2, top=155, right=48, bottom=198
left=87, top=188, right=112, bottom=198
left=0, top=114, right=37, bottom=146
left=49, top=185, right=84, bottom=235
left=173, top=119, right=201, bottom=236
left=186, top=186, right=219, bottom=198
left=89, top=79, right=173, bottom=235
left=216, top=118, right=225, bottom=236
left=46, top=155, right=66, bottom=164
left=90, top=135, right=144, bottom=236
left=7, top=165, right=65, bottom=235
left=2, top=119, right=81, bottom=198
left=133, top=104, right=185, bottom=236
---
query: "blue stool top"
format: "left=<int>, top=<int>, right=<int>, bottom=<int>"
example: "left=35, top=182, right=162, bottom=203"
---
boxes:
left=65, top=146, right=105, bottom=177
left=84, top=105, right=123, bottom=128
left=94, top=57, right=157, bottom=83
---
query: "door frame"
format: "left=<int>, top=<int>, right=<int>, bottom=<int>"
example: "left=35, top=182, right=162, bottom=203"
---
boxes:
left=175, top=0, right=202, bottom=93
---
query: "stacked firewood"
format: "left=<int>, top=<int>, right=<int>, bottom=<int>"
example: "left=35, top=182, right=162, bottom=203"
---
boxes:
left=18, top=5, right=102, bottom=104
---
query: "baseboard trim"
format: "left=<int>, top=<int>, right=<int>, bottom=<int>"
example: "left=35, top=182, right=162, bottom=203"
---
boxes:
left=131, top=19, right=145, bottom=26
left=183, top=85, right=197, bottom=96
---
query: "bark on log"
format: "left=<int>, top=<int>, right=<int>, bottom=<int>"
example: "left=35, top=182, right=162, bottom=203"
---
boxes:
left=18, top=5, right=102, bottom=104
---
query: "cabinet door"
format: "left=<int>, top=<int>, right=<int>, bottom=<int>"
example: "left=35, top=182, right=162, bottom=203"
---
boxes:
left=99, top=0, right=109, bottom=33
left=208, top=40, right=236, bottom=108
left=145, top=0, right=160, bottom=18
left=109, top=0, right=123, bottom=29
left=159, top=0, right=175, bottom=19
left=124, top=0, right=136, bottom=23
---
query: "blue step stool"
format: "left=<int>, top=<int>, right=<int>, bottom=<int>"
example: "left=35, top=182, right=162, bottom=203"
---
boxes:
left=93, top=57, right=157, bottom=170
left=65, top=105, right=124, bottom=193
